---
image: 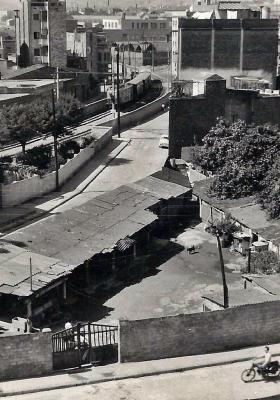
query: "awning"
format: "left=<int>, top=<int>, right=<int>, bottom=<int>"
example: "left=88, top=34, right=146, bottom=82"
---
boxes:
left=116, top=237, right=135, bottom=252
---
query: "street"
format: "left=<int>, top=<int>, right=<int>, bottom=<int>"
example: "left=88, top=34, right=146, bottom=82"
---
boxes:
left=35, top=111, right=169, bottom=212
left=8, top=361, right=280, bottom=400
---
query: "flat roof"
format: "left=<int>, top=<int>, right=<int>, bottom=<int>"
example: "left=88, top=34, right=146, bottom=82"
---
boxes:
left=0, top=243, right=74, bottom=298
left=4, top=170, right=191, bottom=267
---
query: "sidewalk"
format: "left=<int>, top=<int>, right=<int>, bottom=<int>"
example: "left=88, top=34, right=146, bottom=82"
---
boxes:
left=1, top=343, right=280, bottom=397
left=0, top=138, right=130, bottom=234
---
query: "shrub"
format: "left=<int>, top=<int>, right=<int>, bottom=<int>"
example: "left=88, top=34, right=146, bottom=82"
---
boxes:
left=18, top=145, right=52, bottom=170
left=58, top=139, right=80, bottom=160
left=241, top=250, right=280, bottom=275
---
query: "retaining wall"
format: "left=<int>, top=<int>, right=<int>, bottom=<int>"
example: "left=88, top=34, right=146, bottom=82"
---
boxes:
left=82, top=98, right=109, bottom=118
left=119, top=300, right=280, bottom=362
left=1, top=126, right=112, bottom=208
left=100, top=92, right=170, bottom=133
left=0, top=332, right=53, bottom=380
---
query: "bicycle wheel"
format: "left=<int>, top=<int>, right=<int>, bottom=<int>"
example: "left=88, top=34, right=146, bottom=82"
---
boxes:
left=241, top=368, right=256, bottom=382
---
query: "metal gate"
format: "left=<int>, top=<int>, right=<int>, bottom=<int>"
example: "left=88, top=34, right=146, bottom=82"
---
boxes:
left=52, top=322, right=119, bottom=370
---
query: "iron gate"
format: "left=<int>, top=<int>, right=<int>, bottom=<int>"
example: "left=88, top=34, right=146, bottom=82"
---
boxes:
left=52, top=322, right=118, bottom=370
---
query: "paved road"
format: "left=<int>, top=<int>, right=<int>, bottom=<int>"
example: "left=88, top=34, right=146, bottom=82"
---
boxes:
left=9, top=361, right=280, bottom=400
left=37, top=112, right=169, bottom=212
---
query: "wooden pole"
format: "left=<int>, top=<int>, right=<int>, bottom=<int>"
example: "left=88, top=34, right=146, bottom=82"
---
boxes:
left=116, top=45, right=121, bottom=138
left=216, top=233, right=229, bottom=308
left=52, top=89, right=59, bottom=191
left=29, top=257, right=33, bottom=292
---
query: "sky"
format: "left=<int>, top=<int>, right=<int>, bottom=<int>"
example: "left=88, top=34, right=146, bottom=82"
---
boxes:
left=0, top=0, right=188, bottom=11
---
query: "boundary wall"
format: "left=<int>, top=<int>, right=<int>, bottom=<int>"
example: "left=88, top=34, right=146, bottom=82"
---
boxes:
left=119, top=300, right=280, bottom=362
left=1, top=126, right=112, bottom=208
left=0, top=332, right=53, bottom=380
left=100, top=92, right=170, bottom=133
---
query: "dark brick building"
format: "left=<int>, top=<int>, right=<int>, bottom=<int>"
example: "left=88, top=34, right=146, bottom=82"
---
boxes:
left=169, top=75, right=280, bottom=158
left=172, top=18, right=278, bottom=86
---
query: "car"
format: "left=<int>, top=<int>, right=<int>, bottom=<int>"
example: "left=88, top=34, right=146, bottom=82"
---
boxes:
left=159, top=134, right=169, bottom=148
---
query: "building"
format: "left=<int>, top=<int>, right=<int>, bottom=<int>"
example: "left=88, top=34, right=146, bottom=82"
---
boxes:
left=66, top=23, right=111, bottom=77
left=172, top=15, right=278, bottom=84
left=70, top=13, right=171, bottom=48
left=2, top=168, right=192, bottom=324
left=16, top=0, right=67, bottom=68
left=0, top=33, right=15, bottom=60
left=169, top=75, right=280, bottom=157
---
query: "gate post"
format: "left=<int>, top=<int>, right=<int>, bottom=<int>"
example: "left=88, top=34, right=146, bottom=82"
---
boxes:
left=88, top=322, right=92, bottom=364
left=77, top=323, right=82, bottom=368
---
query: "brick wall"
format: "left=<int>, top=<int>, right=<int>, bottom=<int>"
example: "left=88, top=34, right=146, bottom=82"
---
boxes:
left=0, top=332, right=53, bottom=380
left=119, top=300, right=280, bottom=362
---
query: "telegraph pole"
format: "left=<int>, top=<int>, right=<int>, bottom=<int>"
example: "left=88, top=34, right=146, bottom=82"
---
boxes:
left=116, top=45, right=121, bottom=138
left=216, top=232, right=229, bottom=308
left=56, top=67, right=60, bottom=101
left=52, top=89, right=59, bottom=191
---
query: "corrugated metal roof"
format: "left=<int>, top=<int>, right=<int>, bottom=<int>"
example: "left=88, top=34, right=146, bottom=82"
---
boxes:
left=4, top=170, right=191, bottom=280
left=0, top=243, right=74, bottom=297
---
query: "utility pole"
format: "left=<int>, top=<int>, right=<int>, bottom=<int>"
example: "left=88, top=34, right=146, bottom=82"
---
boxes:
left=116, top=45, right=121, bottom=138
left=52, top=88, right=59, bottom=191
left=111, top=48, right=115, bottom=117
left=152, top=38, right=155, bottom=72
left=56, top=67, right=60, bottom=102
left=29, top=257, right=33, bottom=292
left=216, top=232, right=229, bottom=308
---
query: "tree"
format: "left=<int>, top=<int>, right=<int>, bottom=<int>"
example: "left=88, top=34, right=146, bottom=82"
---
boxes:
left=194, top=119, right=280, bottom=217
left=18, top=42, right=30, bottom=68
left=1, top=103, right=37, bottom=154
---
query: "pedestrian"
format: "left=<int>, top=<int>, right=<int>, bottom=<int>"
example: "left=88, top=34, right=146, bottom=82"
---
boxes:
left=161, top=103, right=166, bottom=112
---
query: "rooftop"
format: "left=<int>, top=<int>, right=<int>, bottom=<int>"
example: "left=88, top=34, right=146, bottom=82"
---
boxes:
left=0, top=243, right=74, bottom=298
left=4, top=170, right=191, bottom=268
left=193, top=179, right=280, bottom=246
left=242, top=274, right=280, bottom=296
left=202, top=288, right=279, bottom=308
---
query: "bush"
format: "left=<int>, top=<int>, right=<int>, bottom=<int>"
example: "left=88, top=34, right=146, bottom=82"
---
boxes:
left=0, top=155, right=13, bottom=164
left=80, top=135, right=95, bottom=148
left=58, top=139, right=80, bottom=160
left=241, top=250, right=280, bottom=275
left=18, top=145, right=52, bottom=170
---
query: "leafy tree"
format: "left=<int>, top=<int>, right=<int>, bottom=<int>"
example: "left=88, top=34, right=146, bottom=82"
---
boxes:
left=18, top=42, right=30, bottom=68
left=1, top=103, right=37, bottom=154
left=194, top=119, right=280, bottom=217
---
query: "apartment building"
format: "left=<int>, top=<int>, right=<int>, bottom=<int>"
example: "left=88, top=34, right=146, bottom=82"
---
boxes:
left=16, top=0, right=67, bottom=68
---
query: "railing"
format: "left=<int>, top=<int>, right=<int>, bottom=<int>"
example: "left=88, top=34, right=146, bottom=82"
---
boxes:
left=52, top=322, right=118, bottom=353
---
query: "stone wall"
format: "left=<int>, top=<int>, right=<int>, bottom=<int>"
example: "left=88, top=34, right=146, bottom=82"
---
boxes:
left=0, top=332, right=53, bottom=380
left=119, top=300, right=280, bottom=362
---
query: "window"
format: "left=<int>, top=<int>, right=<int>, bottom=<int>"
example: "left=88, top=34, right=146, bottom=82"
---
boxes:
left=34, top=32, right=40, bottom=39
left=115, top=21, right=117, bottom=28
left=132, top=22, right=134, bottom=28
left=34, top=48, right=40, bottom=56
left=41, top=11, right=47, bottom=22
left=137, top=22, right=139, bottom=28
left=33, top=14, right=39, bottom=21
left=151, top=22, right=157, bottom=29
left=141, top=22, right=148, bottom=29
left=160, top=23, right=166, bottom=29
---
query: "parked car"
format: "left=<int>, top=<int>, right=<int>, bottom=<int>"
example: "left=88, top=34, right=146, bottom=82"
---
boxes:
left=159, top=134, right=169, bottom=148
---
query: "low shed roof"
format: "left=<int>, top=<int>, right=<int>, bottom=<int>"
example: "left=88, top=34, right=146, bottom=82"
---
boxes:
left=0, top=243, right=74, bottom=298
